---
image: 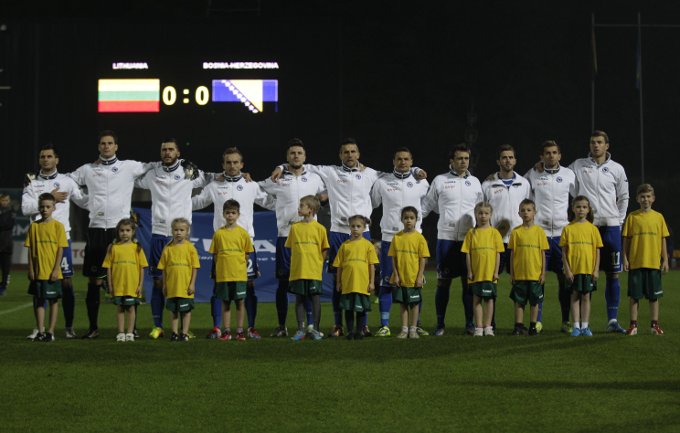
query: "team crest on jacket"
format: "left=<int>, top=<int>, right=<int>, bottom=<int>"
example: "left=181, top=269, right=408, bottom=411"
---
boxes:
left=112, top=167, right=119, bottom=173
left=53, top=182, right=60, bottom=188
left=407, top=181, right=413, bottom=188
left=602, top=167, right=610, bottom=173
left=174, top=174, right=181, bottom=180
left=556, top=177, right=562, bottom=183
left=465, top=180, right=471, bottom=186
left=237, top=185, right=244, bottom=191
left=301, top=177, right=307, bottom=182
left=355, top=174, right=361, bottom=180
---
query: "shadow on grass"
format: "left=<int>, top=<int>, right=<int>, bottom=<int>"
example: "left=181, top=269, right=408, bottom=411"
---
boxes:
left=456, top=378, right=680, bottom=393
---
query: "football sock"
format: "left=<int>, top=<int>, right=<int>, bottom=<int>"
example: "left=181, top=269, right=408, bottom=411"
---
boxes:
left=275, top=279, right=289, bottom=327
left=357, top=312, right=367, bottom=331
left=311, top=295, right=321, bottom=330
left=304, top=295, right=314, bottom=327
left=537, top=303, right=543, bottom=323
left=236, top=327, right=243, bottom=334
left=417, top=299, right=423, bottom=327
left=582, top=321, right=589, bottom=329
left=651, top=320, right=658, bottom=327
left=435, top=279, right=451, bottom=329
left=574, top=321, right=581, bottom=329
left=332, top=288, right=342, bottom=326
left=62, top=281, right=75, bottom=328
left=150, top=283, right=164, bottom=328
left=295, top=296, right=305, bottom=331
left=245, top=285, right=257, bottom=328
left=462, top=279, right=473, bottom=327
left=378, top=287, right=392, bottom=326
left=529, top=321, right=536, bottom=331
left=85, top=283, right=100, bottom=331
left=605, top=277, right=621, bottom=321
left=401, top=326, right=408, bottom=333
left=211, top=296, right=222, bottom=328
left=557, top=273, right=570, bottom=322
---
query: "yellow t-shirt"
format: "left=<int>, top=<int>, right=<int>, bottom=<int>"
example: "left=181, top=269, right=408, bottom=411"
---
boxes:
left=387, top=230, right=430, bottom=287
left=508, top=224, right=549, bottom=281
left=285, top=221, right=329, bottom=281
left=623, top=209, right=669, bottom=269
left=102, top=242, right=149, bottom=297
left=560, top=221, right=603, bottom=275
left=332, top=237, right=380, bottom=295
left=461, top=226, right=505, bottom=283
left=157, top=241, right=201, bottom=298
left=24, top=219, right=68, bottom=280
left=209, top=226, right=254, bottom=282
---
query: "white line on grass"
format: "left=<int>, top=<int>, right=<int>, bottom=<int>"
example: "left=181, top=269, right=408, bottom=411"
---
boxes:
left=0, top=303, right=33, bottom=316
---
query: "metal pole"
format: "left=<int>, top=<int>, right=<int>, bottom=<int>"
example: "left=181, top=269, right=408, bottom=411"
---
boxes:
left=638, top=12, right=645, bottom=183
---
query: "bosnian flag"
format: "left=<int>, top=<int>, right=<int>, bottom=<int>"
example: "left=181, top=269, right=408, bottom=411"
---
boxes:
left=98, top=79, right=160, bottom=112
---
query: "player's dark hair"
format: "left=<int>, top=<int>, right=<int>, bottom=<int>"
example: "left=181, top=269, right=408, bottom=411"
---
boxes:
left=497, top=144, right=515, bottom=160
left=448, top=143, right=471, bottom=160
left=223, top=147, right=243, bottom=160
left=39, top=143, right=59, bottom=158
left=161, top=138, right=178, bottom=148
left=519, top=198, right=536, bottom=211
left=401, top=206, right=418, bottom=219
left=38, top=192, right=56, bottom=204
left=98, top=130, right=118, bottom=143
left=348, top=214, right=370, bottom=227
left=223, top=199, right=240, bottom=212
left=541, top=140, right=560, bottom=153
left=568, top=195, right=594, bottom=223
left=591, top=130, right=609, bottom=143
left=394, top=147, right=412, bottom=158
left=286, top=138, right=305, bottom=152
left=0, top=192, right=9, bottom=199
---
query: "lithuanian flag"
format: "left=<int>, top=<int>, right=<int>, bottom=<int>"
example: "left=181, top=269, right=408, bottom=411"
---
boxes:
left=98, top=79, right=160, bottom=112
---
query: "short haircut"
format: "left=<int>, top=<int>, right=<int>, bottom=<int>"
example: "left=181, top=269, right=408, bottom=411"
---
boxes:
left=497, top=144, right=515, bottom=159
left=591, top=130, right=609, bottom=143
left=348, top=214, right=370, bottom=226
left=519, top=198, right=536, bottom=210
left=161, top=138, right=178, bottom=147
left=0, top=192, right=10, bottom=199
left=636, top=183, right=655, bottom=196
left=299, top=195, right=320, bottom=213
left=393, top=147, right=412, bottom=158
left=38, top=192, right=55, bottom=203
left=222, top=147, right=243, bottom=160
left=99, top=130, right=118, bottom=143
left=401, top=206, right=418, bottom=219
left=474, top=201, right=493, bottom=214
left=340, top=137, right=357, bottom=147
left=223, top=199, right=240, bottom=212
left=286, top=138, right=305, bottom=152
left=569, top=195, right=594, bottom=222
left=448, top=143, right=471, bottom=160
left=171, top=217, right=191, bottom=230
left=541, top=140, right=560, bottom=153
left=39, top=143, right=59, bottom=157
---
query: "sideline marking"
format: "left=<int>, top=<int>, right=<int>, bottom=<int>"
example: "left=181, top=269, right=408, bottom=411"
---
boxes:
left=0, top=303, right=33, bottom=316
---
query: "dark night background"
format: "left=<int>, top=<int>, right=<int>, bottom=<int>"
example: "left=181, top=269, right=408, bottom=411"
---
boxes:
left=1, top=0, right=678, bottom=244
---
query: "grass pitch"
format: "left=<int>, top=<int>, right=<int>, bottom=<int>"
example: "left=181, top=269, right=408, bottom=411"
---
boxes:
left=1, top=269, right=679, bottom=433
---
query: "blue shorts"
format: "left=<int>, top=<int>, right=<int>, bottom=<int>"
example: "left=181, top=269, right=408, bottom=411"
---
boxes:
left=149, top=234, right=172, bottom=278
left=275, top=237, right=291, bottom=279
left=598, top=225, right=622, bottom=273
left=379, top=241, right=393, bottom=287
left=327, top=231, right=371, bottom=274
left=545, top=236, right=563, bottom=274
left=436, top=239, right=466, bottom=279
left=247, top=250, right=259, bottom=280
left=60, top=240, right=74, bottom=278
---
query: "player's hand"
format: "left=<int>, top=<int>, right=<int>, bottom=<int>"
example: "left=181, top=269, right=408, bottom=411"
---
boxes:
left=495, top=219, right=511, bottom=237
left=467, top=272, right=474, bottom=281
left=414, top=168, right=428, bottom=180
left=27, top=269, right=35, bottom=281
left=270, top=166, right=284, bottom=182
left=24, top=173, right=36, bottom=187
left=135, top=287, right=142, bottom=297
left=50, top=188, right=68, bottom=203
left=49, top=269, right=59, bottom=282
left=242, top=172, right=253, bottom=182
left=493, top=272, right=499, bottom=281
left=180, top=159, right=199, bottom=180
left=533, top=161, right=543, bottom=172
left=591, top=271, right=599, bottom=283
left=188, top=285, right=195, bottom=296
left=392, top=274, right=400, bottom=287
left=564, top=270, right=574, bottom=283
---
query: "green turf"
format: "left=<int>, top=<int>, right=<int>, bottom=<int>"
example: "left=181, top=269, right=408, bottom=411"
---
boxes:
left=1, top=269, right=679, bottom=433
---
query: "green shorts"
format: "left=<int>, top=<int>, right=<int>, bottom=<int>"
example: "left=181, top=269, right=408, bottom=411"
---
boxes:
left=628, top=268, right=663, bottom=301
left=215, top=281, right=247, bottom=302
left=112, top=296, right=140, bottom=306
left=32, top=280, right=62, bottom=300
left=166, top=297, right=195, bottom=313
left=570, top=274, right=596, bottom=294
left=288, top=279, right=323, bottom=296
left=392, top=287, right=422, bottom=305
left=471, top=282, right=497, bottom=299
left=510, top=281, right=544, bottom=306
left=339, top=293, right=372, bottom=312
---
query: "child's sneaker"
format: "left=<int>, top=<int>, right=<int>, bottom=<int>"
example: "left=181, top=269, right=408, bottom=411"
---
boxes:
left=396, top=330, right=408, bottom=339
left=180, top=334, right=190, bottom=342
left=473, top=328, right=483, bottom=337
left=170, top=332, right=180, bottom=342
left=434, top=328, right=445, bottom=337
left=483, top=326, right=495, bottom=336
left=271, top=326, right=288, bottom=337
left=375, top=326, right=391, bottom=337
left=570, top=327, right=581, bottom=337
left=125, top=333, right=135, bottom=342
left=329, top=325, right=344, bottom=337
left=27, top=328, right=39, bottom=340
left=65, top=327, right=78, bottom=339
left=408, top=329, right=419, bottom=339
left=581, top=327, right=593, bottom=337
left=651, top=323, right=664, bottom=335
left=235, top=332, right=246, bottom=342
left=116, top=333, right=126, bottom=342
left=219, top=331, right=232, bottom=341
left=361, top=326, right=372, bottom=337
left=626, top=324, right=638, bottom=336
left=528, top=328, right=539, bottom=337
left=309, top=329, right=323, bottom=341
left=560, top=321, right=572, bottom=334
left=415, top=327, right=430, bottom=336
left=207, top=326, right=221, bottom=339
left=535, top=322, right=543, bottom=333
left=247, top=327, right=261, bottom=340
left=43, top=332, right=54, bottom=342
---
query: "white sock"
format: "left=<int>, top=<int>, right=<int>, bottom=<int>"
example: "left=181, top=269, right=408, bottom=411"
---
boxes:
left=401, top=326, right=408, bottom=333
left=582, top=321, right=589, bottom=329
left=574, top=321, right=581, bottom=329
